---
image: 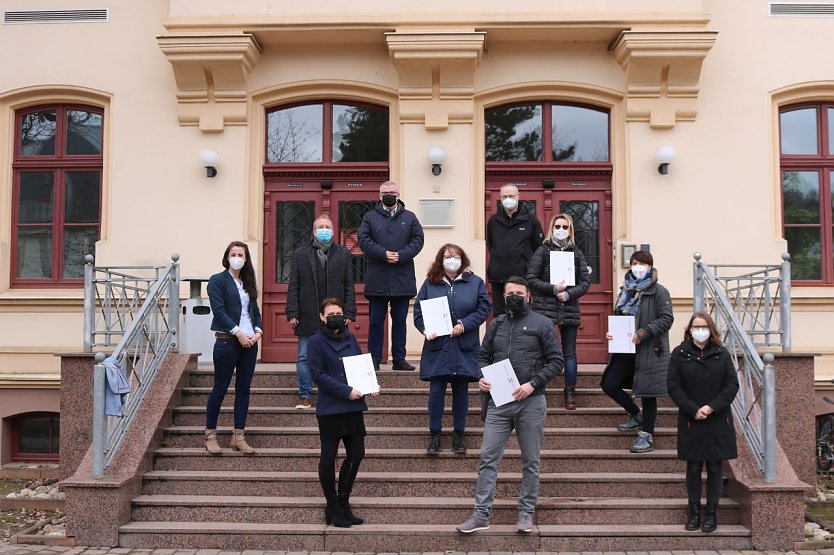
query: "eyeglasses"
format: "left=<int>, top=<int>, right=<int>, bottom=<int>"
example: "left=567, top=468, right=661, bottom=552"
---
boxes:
left=691, top=326, right=709, bottom=332
left=553, top=225, right=570, bottom=230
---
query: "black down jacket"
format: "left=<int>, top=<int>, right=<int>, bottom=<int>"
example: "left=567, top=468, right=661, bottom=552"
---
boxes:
left=667, top=339, right=739, bottom=461
left=526, top=242, right=591, bottom=328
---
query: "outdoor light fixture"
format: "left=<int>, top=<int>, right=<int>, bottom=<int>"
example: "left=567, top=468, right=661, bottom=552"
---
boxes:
left=427, top=145, right=447, bottom=176
left=200, top=148, right=220, bottom=178
left=655, top=144, right=676, bottom=175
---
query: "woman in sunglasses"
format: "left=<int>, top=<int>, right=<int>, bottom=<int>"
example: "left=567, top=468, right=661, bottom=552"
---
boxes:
left=667, top=312, right=738, bottom=533
left=526, top=213, right=591, bottom=409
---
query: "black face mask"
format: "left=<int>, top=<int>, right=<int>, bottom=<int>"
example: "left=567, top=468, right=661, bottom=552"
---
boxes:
left=505, top=294, right=527, bottom=315
left=325, top=314, right=345, bottom=330
left=381, top=194, right=398, bottom=208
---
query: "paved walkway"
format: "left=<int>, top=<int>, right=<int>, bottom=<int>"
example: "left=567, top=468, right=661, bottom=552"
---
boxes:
left=4, top=549, right=834, bottom=555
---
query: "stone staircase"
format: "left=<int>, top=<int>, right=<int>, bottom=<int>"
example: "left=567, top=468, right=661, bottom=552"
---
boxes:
left=117, top=363, right=752, bottom=550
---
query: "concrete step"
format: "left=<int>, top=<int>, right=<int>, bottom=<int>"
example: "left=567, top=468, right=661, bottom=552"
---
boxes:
left=180, top=386, right=678, bottom=408
left=162, top=425, right=676, bottom=450
left=141, top=470, right=689, bottom=498
left=152, top=447, right=686, bottom=473
left=129, top=494, right=741, bottom=525
left=172, top=405, right=678, bottom=428
left=187, top=367, right=607, bottom=389
left=118, top=521, right=751, bottom=551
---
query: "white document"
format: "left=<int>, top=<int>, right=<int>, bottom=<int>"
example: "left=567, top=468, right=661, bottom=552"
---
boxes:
left=342, top=353, right=380, bottom=395
left=419, top=295, right=454, bottom=337
left=608, top=315, right=636, bottom=354
left=481, top=359, right=521, bottom=407
left=549, top=251, right=576, bottom=287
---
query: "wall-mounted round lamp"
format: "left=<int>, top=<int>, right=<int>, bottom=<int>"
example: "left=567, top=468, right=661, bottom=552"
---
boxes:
left=655, top=144, right=676, bottom=175
left=427, top=145, right=447, bottom=176
left=199, top=148, right=220, bottom=178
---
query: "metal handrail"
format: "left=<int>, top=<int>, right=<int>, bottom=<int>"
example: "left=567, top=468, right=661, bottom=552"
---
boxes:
left=693, top=252, right=785, bottom=482
left=85, top=254, right=180, bottom=476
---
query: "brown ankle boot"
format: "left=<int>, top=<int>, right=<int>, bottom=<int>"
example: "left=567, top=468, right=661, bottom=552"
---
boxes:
left=231, top=429, right=256, bottom=454
left=204, top=429, right=222, bottom=454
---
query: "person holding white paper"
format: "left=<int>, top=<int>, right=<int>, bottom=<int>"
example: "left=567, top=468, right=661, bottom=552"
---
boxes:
left=414, top=244, right=491, bottom=456
left=526, top=213, right=591, bottom=410
left=457, top=276, right=563, bottom=535
left=307, top=298, right=380, bottom=528
left=601, top=250, right=674, bottom=454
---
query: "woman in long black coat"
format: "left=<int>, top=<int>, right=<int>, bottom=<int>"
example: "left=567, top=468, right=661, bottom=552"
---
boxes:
left=667, top=312, right=739, bottom=534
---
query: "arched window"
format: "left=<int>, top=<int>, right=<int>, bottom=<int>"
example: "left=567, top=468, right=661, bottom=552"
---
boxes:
left=266, top=101, right=389, bottom=164
left=12, top=105, right=103, bottom=287
left=779, top=103, right=834, bottom=283
left=10, top=412, right=60, bottom=462
left=485, top=102, right=609, bottom=163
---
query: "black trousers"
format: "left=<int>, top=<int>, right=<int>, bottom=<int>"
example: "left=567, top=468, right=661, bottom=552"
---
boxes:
left=319, top=433, right=365, bottom=503
left=686, top=459, right=724, bottom=505
left=601, top=353, right=657, bottom=434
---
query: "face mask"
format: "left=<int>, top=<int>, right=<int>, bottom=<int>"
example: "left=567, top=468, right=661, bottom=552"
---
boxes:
left=505, top=294, right=527, bottom=314
left=382, top=194, right=398, bottom=208
left=631, top=264, right=648, bottom=280
left=325, top=314, right=345, bottom=330
left=691, top=329, right=711, bottom=343
left=315, top=229, right=333, bottom=243
left=502, top=197, right=518, bottom=211
left=553, top=228, right=569, bottom=241
left=228, top=257, right=245, bottom=271
left=443, top=257, right=462, bottom=273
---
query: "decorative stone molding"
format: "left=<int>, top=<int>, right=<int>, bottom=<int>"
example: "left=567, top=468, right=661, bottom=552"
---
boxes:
left=611, top=30, right=717, bottom=128
left=157, top=33, right=262, bottom=132
left=386, top=28, right=485, bottom=129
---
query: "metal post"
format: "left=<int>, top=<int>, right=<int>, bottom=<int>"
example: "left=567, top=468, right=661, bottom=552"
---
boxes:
left=169, top=253, right=181, bottom=350
left=83, top=255, right=95, bottom=351
left=762, top=352, right=777, bottom=483
left=779, top=252, right=792, bottom=352
left=91, top=352, right=107, bottom=477
left=693, top=252, right=705, bottom=313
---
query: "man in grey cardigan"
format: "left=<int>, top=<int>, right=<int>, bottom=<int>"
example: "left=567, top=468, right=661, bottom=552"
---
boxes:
left=457, top=276, right=564, bottom=535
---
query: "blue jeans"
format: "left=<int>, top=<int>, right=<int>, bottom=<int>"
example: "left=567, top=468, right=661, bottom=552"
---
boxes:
left=296, top=335, right=313, bottom=399
left=557, top=325, right=578, bottom=387
left=428, top=377, right=470, bottom=432
left=367, top=295, right=410, bottom=364
left=473, top=394, right=547, bottom=518
left=206, top=338, right=258, bottom=430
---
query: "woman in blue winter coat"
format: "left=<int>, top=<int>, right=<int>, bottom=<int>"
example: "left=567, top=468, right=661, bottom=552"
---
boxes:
left=414, top=244, right=491, bottom=456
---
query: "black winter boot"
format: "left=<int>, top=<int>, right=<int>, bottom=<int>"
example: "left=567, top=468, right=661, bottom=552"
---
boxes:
left=427, top=430, right=441, bottom=456
left=564, top=386, right=577, bottom=410
left=685, top=502, right=701, bottom=531
left=324, top=501, right=352, bottom=527
left=701, top=502, right=717, bottom=533
left=452, top=429, right=466, bottom=454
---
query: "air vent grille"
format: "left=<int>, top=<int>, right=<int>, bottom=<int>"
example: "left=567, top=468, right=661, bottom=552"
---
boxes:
left=3, top=9, right=109, bottom=24
left=770, top=2, right=834, bottom=16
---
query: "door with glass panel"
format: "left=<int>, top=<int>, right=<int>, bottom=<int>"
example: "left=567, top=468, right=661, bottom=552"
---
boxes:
left=484, top=101, right=613, bottom=363
left=261, top=100, right=390, bottom=362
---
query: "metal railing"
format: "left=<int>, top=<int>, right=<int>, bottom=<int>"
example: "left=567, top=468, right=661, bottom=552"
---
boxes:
left=693, top=252, right=789, bottom=482
left=84, top=254, right=180, bottom=476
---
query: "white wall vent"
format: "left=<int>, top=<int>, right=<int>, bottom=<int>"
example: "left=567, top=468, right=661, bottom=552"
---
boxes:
left=3, top=9, right=109, bottom=24
left=419, top=199, right=455, bottom=228
left=769, top=2, right=834, bottom=16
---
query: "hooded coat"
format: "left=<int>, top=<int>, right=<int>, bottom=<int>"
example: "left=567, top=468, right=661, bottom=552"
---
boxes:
left=526, top=241, right=592, bottom=327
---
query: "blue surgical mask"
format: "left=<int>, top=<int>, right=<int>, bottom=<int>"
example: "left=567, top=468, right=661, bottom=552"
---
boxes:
left=315, top=229, right=333, bottom=243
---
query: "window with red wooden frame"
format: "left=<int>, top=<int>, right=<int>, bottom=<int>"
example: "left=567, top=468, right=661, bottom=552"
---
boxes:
left=12, top=105, right=103, bottom=287
left=10, top=412, right=60, bottom=462
left=779, top=103, right=834, bottom=284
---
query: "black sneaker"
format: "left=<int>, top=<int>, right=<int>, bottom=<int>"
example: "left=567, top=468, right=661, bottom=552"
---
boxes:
left=392, top=359, right=416, bottom=371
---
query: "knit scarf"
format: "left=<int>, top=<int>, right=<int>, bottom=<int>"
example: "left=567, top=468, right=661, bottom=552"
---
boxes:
left=550, top=237, right=574, bottom=251
left=614, top=269, right=655, bottom=316
left=312, top=237, right=331, bottom=268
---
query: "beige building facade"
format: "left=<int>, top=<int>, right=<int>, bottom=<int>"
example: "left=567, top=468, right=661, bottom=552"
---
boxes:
left=1, top=0, right=832, bottom=463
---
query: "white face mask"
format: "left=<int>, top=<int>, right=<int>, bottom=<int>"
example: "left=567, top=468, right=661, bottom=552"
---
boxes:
left=630, top=264, right=649, bottom=280
left=691, top=328, right=711, bottom=343
left=228, top=257, right=245, bottom=271
left=443, top=257, right=462, bottom=273
left=502, top=197, right=518, bottom=211
left=553, top=228, right=569, bottom=241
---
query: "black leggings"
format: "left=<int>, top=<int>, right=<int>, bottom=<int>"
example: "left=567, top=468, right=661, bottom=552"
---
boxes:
left=686, top=460, right=724, bottom=505
left=319, top=434, right=365, bottom=502
left=601, top=353, right=658, bottom=434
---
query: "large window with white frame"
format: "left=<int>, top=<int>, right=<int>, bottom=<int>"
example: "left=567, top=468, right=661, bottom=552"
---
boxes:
left=12, top=105, right=103, bottom=287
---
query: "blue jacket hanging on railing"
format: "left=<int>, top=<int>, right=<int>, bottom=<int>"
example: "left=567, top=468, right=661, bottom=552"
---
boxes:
left=103, top=356, right=131, bottom=417
left=207, top=270, right=263, bottom=333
